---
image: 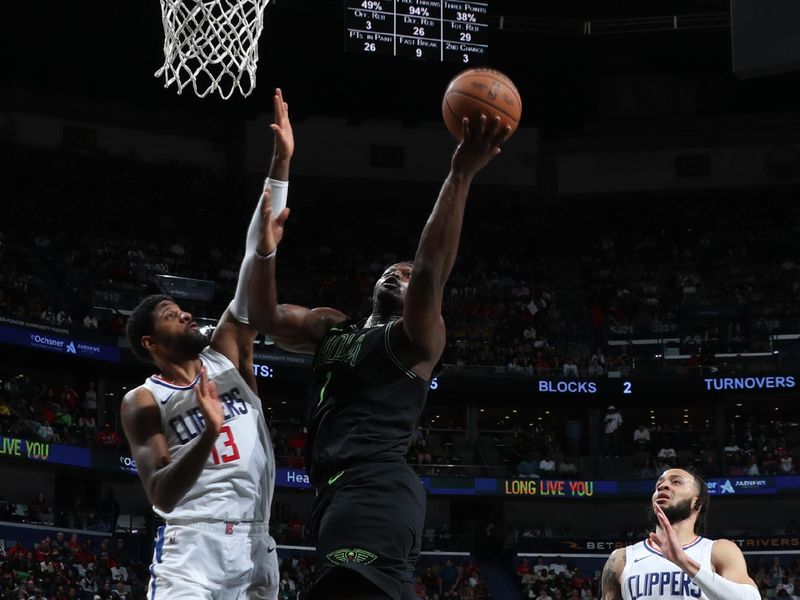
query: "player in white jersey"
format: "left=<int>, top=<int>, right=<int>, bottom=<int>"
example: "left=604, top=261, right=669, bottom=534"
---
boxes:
left=121, top=89, right=294, bottom=600
left=602, top=468, right=759, bottom=600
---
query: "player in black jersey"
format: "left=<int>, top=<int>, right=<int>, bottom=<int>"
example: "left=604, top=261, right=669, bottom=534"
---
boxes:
left=248, top=114, right=511, bottom=600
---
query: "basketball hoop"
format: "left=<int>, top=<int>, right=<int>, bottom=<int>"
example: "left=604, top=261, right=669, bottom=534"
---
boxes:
left=155, top=0, right=270, bottom=99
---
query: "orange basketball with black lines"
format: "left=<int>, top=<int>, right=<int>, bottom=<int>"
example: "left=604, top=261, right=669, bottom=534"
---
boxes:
left=442, top=68, right=522, bottom=141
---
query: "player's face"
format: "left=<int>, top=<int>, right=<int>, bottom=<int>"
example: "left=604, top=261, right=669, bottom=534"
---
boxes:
left=147, top=300, right=208, bottom=359
left=652, top=468, right=698, bottom=522
left=373, top=263, right=412, bottom=304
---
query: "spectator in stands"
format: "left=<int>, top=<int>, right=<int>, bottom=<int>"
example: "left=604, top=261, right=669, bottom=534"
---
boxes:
left=421, top=566, right=440, bottom=596
left=780, top=452, right=796, bottom=475
left=37, top=420, right=55, bottom=441
left=517, top=557, right=532, bottom=581
left=587, top=355, right=604, bottom=377
left=776, top=575, right=795, bottom=597
left=55, top=308, right=72, bottom=326
left=771, top=557, right=785, bottom=584
left=657, top=445, right=677, bottom=464
left=603, top=405, right=623, bottom=456
left=0, top=396, right=12, bottom=426
left=95, top=423, right=120, bottom=449
left=112, top=538, right=131, bottom=566
left=411, top=432, right=433, bottom=466
left=51, top=532, right=66, bottom=554
left=440, top=558, right=459, bottom=594
left=287, top=428, right=307, bottom=459
left=539, top=453, right=556, bottom=476
left=519, top=455, right=539, bottom=478
left=562, top=357, right=578, bottom=378
left=763, top=452, right=780, bottom=476
left=535, top=586, right=553, bottom=600
left=83, top=382, right=98, bottom=415
left=27, top=493, right=47, bottom=523
left=435, top=522, right=453, bottom=551
left=83, top=312, right=99, bottom=329
left=558, top=458, right=578, bottom=476
left=78, top=409, right=97, bottom=438
left=80, top=568, right=97, bottom=595
left=549, top=556, right=567, bottom=575
left=633, top=424, right=651, bottom=450
left=414, top=575, right=426, bottom=599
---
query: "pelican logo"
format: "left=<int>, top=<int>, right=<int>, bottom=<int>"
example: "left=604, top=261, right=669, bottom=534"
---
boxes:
left=326, top=548, right=378, bottom=565
left=488, top=81, right=501, bottom=101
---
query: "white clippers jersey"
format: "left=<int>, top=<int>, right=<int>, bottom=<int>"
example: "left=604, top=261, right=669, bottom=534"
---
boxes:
left=140, top=347, right=274, bottom=523
left=621, top=537, right=714, bottom=600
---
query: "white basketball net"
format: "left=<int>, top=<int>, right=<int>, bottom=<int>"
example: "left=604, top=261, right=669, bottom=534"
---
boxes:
left=155, top=0, right=270, bottom=99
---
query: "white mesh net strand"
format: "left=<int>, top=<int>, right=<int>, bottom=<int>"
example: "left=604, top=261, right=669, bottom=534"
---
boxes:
left=156, top=0, right=270, bottom=99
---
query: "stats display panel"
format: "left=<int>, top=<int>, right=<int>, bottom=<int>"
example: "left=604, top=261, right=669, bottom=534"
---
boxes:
left=345, top=0, right=489, bottom=64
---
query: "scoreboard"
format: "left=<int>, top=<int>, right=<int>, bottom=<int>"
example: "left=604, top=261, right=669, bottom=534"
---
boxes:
left=345, top=0, right=489, bottom=64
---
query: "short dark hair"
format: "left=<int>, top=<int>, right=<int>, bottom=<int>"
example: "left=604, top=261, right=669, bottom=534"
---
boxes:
left=126, top=294, right=173, bottom=364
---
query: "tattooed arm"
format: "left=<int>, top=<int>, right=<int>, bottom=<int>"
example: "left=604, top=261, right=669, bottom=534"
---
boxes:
left=601, top=547, right=626, bottom=600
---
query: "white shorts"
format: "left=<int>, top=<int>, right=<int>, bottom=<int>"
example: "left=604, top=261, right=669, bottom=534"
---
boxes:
left=147, top=521, right=279, bottom=600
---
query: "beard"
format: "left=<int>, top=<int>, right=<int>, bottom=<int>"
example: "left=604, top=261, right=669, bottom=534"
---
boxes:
left=372, top=286, right=404, bottom=314
left=649, top=497, right=694, bottom=526
left=160, top=330, right=209, bottom=359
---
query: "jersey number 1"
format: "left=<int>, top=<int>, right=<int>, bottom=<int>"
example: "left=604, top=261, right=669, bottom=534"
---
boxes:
left=211, top=425, right=240, bottom=464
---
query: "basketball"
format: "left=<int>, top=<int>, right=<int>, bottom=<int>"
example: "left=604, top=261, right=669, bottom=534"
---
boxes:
left=441, top=68, right=522, bottom=141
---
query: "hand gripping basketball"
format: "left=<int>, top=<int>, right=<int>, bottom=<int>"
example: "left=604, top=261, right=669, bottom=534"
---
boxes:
left=442, top=68, right=522, bottom=141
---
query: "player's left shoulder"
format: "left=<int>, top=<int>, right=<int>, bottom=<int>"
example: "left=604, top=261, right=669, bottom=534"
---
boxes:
left=710, top=538, right=746, bottom=562
left=388, top=317, right=444, bottom=379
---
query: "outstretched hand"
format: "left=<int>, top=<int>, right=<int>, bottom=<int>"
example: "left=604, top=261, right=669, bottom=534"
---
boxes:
left=256, top=186, right=291, bottom=256
left=195, top=367, right=224, bottom=437
left=270, top=88, right=294, bottom=162
left=450, top=114, right=512, bottom=178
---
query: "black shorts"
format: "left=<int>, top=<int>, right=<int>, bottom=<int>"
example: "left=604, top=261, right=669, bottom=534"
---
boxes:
left=307, top=461, right=426, bottom=600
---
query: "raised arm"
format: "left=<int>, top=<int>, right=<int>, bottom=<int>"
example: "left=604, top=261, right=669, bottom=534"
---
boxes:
left=401, top=115, right=511, bottom=366
left=650, top=502, right=759, bottom=600
left=213, top=88, right=300, bottom=373
left=601, top=548, right=625, bottom=600
left=244, top=89, right=348, bottom=353
left=120, top=370, right=223, bottom=514
left=245, top=190, right=347, bottom=353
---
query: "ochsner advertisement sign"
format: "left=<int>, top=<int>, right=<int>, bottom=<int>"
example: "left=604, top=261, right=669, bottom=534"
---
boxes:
left=0, top=324, right=120, bottom=362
